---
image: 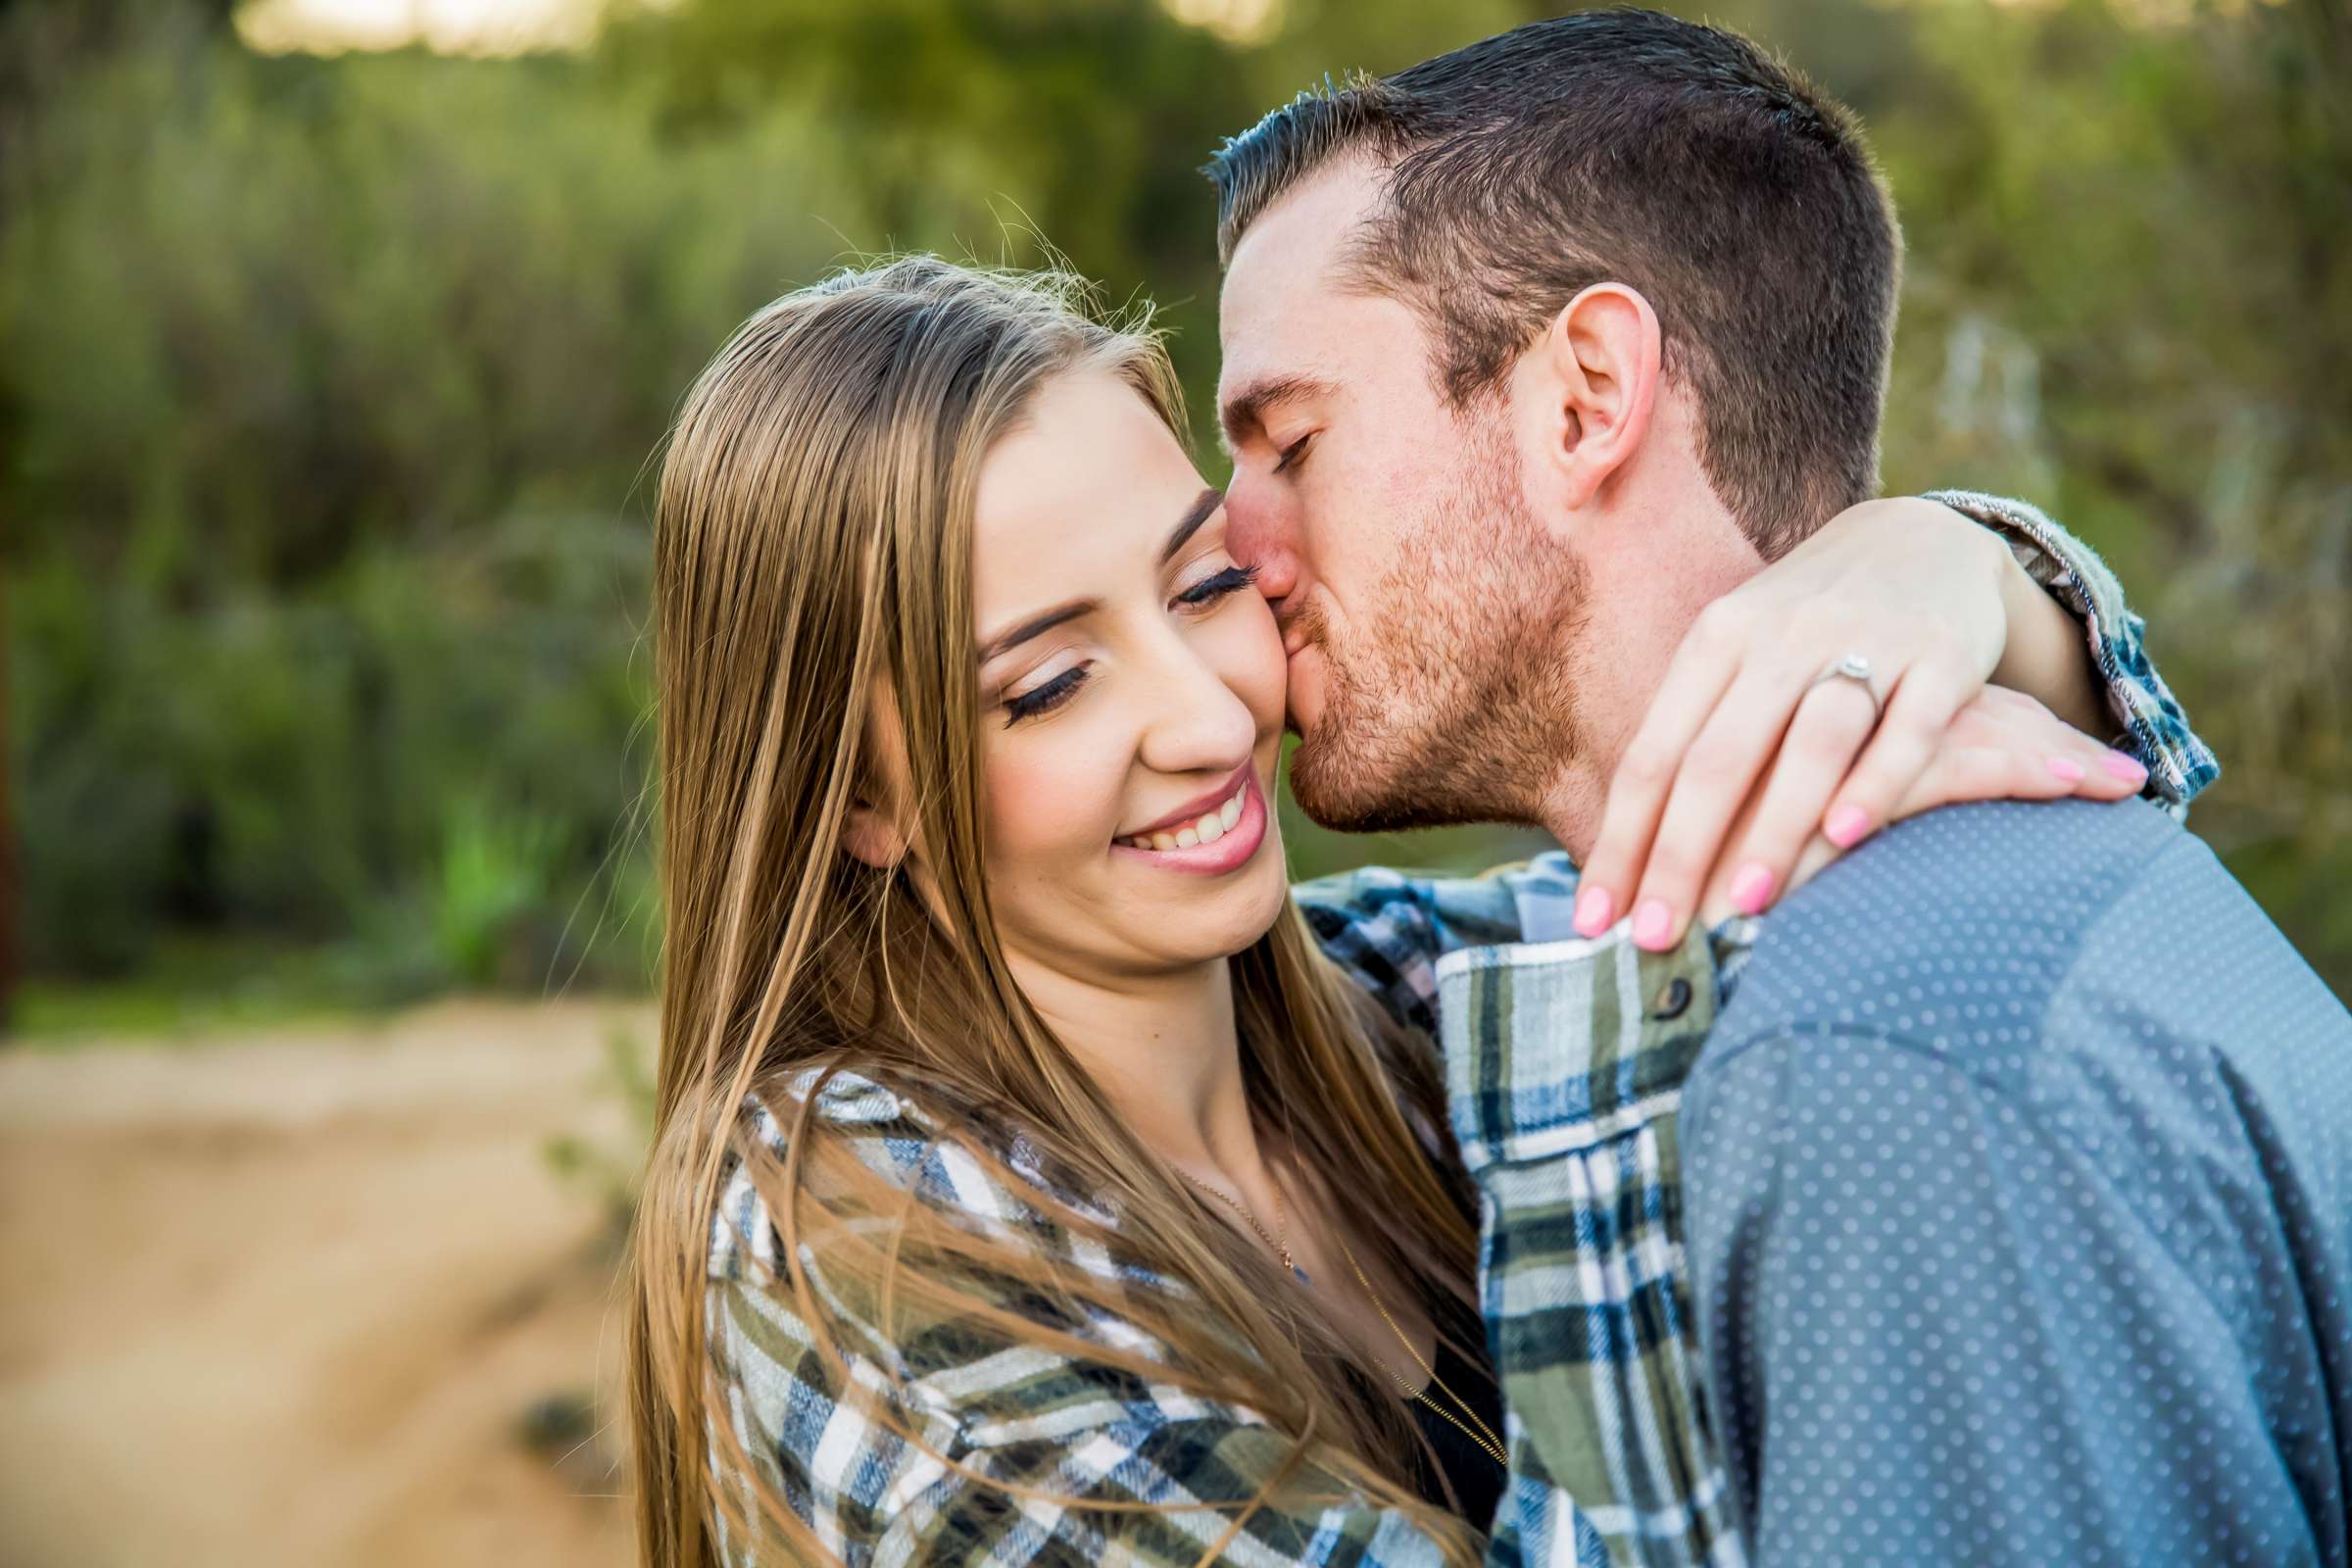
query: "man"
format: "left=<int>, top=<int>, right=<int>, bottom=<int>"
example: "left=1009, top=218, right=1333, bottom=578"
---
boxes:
left=1212, top=11, right=2351, bottom=1567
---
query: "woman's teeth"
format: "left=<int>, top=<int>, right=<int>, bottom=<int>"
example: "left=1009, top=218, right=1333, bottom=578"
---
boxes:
left=1121, top=784, right=1247, bottom=852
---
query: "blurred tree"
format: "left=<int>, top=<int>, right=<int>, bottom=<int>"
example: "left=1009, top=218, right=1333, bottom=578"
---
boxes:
left=1867, top=0, right=2352, bottom=975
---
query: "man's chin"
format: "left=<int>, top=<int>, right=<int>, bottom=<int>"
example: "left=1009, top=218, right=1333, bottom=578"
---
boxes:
left=1288, top=730, right=1415, bottom=834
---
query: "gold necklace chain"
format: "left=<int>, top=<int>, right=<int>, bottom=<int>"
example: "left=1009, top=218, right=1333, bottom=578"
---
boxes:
left=1175, top=1166, right=1306, bottom=1281
left=1175, top=1167, right=1507, bottom=1469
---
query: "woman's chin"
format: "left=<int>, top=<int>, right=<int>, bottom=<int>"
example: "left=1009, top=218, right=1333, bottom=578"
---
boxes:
left=1200, top=858, right=1298, bottom=959
left=1114, top=852, right=1293, bottom=966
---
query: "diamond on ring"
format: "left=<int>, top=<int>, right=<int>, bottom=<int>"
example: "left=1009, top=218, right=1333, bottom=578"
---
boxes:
left=1833, top=653, right=1873, bottom=683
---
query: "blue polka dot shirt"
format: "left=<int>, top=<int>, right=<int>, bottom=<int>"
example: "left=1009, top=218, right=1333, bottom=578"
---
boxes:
left=1685, top=798, right=2352, bottom=1567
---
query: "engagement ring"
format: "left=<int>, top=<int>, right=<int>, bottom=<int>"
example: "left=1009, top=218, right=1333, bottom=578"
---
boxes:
left=1812, top=652, right=1883, bottom=721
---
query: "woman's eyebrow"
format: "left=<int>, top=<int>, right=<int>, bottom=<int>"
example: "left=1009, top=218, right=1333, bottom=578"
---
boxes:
left=976, top=600, right=1094, bottom=664
left=1159, top=487, right=1226, bottom=564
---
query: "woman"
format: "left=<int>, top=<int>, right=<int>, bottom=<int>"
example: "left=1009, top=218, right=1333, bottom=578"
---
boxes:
left=629, top=259, right=2205, bottom=1567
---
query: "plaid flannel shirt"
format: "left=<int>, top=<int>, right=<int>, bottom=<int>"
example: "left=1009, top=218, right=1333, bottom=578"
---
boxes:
left=703, top=499, right=2215, bottom=1567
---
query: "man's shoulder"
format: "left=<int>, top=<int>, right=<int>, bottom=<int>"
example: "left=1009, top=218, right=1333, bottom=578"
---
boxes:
left=1713, top=798, right=2203, bottom=1056
left=1708, top=796, right=2347, bottom=1100
left=1758, top=791, right=2175, bottom=942
left=1795, top=795, right=2184, bottom=919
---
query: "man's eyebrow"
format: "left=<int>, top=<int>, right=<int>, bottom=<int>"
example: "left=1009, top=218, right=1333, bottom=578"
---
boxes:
left=1160, top=487, right=1226, bottom=564
left=1217, top=373, right=1338, bottom=445
left=976, top=600, right=1094, bottom=665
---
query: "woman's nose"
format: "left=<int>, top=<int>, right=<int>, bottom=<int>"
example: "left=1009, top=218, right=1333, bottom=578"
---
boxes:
left=1135, top=640, right=1259, bottom=780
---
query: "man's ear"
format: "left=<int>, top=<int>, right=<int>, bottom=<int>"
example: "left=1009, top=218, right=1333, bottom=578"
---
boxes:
left=1531, top=282, right=1663, bottom=509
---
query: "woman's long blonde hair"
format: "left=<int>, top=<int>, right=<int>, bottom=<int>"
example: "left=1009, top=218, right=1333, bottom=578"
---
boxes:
left=629, top=257, right=1485, bottom=1567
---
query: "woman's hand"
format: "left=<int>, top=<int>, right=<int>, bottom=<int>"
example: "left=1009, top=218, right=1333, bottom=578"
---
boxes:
left=1571, top=497, right=2149, bottom=951
left=1688, top=685, right=2141, bottom=928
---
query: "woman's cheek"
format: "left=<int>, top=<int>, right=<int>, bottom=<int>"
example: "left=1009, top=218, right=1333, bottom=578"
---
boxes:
left=980, top=712, right=1130, bottom=867
left=1216, top=598, right=1290, bottom=734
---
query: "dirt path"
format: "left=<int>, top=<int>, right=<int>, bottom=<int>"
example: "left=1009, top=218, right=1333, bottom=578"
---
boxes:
left=0, top=1000, right=653, bottom=1568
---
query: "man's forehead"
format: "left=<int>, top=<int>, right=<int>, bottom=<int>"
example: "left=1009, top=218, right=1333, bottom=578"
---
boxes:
left=1217, top=157, right=1388, bottom=360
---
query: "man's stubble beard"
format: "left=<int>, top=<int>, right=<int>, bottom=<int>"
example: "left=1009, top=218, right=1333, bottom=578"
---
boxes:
left=1287, top=428, right=1592, bottom=836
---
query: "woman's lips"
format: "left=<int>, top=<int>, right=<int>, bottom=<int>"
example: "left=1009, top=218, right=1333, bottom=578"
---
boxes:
left=1110, top=769, right=1268, bottom=875
left=1121, top=762, right=1255, bottom=840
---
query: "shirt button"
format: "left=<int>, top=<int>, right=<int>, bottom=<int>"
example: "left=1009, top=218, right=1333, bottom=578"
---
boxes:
left=1652, top=976, right=1693, bottom=1020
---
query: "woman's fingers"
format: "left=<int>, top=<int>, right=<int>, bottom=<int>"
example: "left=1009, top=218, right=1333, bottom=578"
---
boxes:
left=1810, top=660, right=1973, bottom=853
left=1889, top=691, right=2145, bottom=818
left=1697, top=691, right=2144, bottom=927
left=1622, top=660, right=1829, bottom=950
left=1572, top=608, right=1746, bottom=937
left=1704, top=675, right=1884, bottom=923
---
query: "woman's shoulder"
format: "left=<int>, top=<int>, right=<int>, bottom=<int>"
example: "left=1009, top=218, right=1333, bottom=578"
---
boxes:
left=1291, top=851, right=1581, bottom=1037
left=706, top=1064, right=936, bottom=1278
left=706, top=1062, right=1112, bottom=1286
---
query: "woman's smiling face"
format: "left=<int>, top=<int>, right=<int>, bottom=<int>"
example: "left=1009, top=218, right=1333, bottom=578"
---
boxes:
left=969, top=368, right=1292, bottom=981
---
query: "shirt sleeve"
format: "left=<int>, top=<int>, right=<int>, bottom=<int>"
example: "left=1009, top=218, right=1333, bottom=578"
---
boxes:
left=1681, top=1023, right=2325, bottom=1568
left=707, top=1272, right=1456, bottom=1568
left=1290, top=858, right=1565, bottom=1038
left=709, top=1267, right=1629, bottom=1568
left=1925, top=489, right=2218, bottom=811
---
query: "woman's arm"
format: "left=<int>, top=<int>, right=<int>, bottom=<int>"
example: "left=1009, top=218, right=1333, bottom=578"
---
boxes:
left=1927, top=488, right=2219, bottom=808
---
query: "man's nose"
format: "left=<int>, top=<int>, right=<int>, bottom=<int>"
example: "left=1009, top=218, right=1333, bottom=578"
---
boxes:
left=1223, top=474, right=1299, bottom=606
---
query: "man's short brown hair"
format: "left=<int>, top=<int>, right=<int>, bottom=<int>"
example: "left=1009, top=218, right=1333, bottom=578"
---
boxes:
left=1206, top=9, right=1902, bottom=560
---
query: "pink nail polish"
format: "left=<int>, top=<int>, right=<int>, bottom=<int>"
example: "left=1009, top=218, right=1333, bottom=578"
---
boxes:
left=1825, top=806, right=1874, bottom=848
left=2103, top=751, right=2148, bottom=785
left=1572, top=886, right=1615, bottom=938
left=1729, top=862, right=1777, bottom=916
left=1633, top=898, right=1674, bottom=951
left=2047, top=756, right=2087, bottom=783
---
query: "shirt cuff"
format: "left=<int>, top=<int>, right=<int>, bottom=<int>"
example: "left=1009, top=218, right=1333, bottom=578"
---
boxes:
left=1436, top=920, right=1719, bottom=1174
left=1923, top=488, right=2220, bottom=813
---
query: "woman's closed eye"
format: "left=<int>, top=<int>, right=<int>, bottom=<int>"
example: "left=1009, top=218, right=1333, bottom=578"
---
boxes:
left=1175, top=563, right=1259, bottom=609
left=1272, top=432, right=1314, bottom=474
left=1004, top=663, right=1088, bottom=725
left=1000, top=564, right=1259, bottom=726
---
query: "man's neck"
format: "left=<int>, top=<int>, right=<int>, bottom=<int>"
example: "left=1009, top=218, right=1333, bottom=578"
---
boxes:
left=1530, top=471, right=1763, bottom=860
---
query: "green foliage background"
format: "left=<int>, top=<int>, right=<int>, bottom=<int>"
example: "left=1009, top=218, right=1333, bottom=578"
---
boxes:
left=5, top=0, right=2347, bottom=1028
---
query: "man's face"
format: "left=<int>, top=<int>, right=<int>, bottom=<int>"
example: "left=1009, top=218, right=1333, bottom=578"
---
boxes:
left=1217, top=159, right=1589, bottom=832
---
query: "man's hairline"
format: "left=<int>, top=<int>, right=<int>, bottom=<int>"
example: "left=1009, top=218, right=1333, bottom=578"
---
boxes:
left=1223, top=147, right=1646, bottom=424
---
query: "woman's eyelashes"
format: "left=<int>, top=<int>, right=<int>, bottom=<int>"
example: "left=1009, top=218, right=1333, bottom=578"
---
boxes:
left=1004, top=664, right=1087, bottom=725
left=1175, top=563, right=1259, bottom=608
left=1272, top=432, right=1315, bottom=474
